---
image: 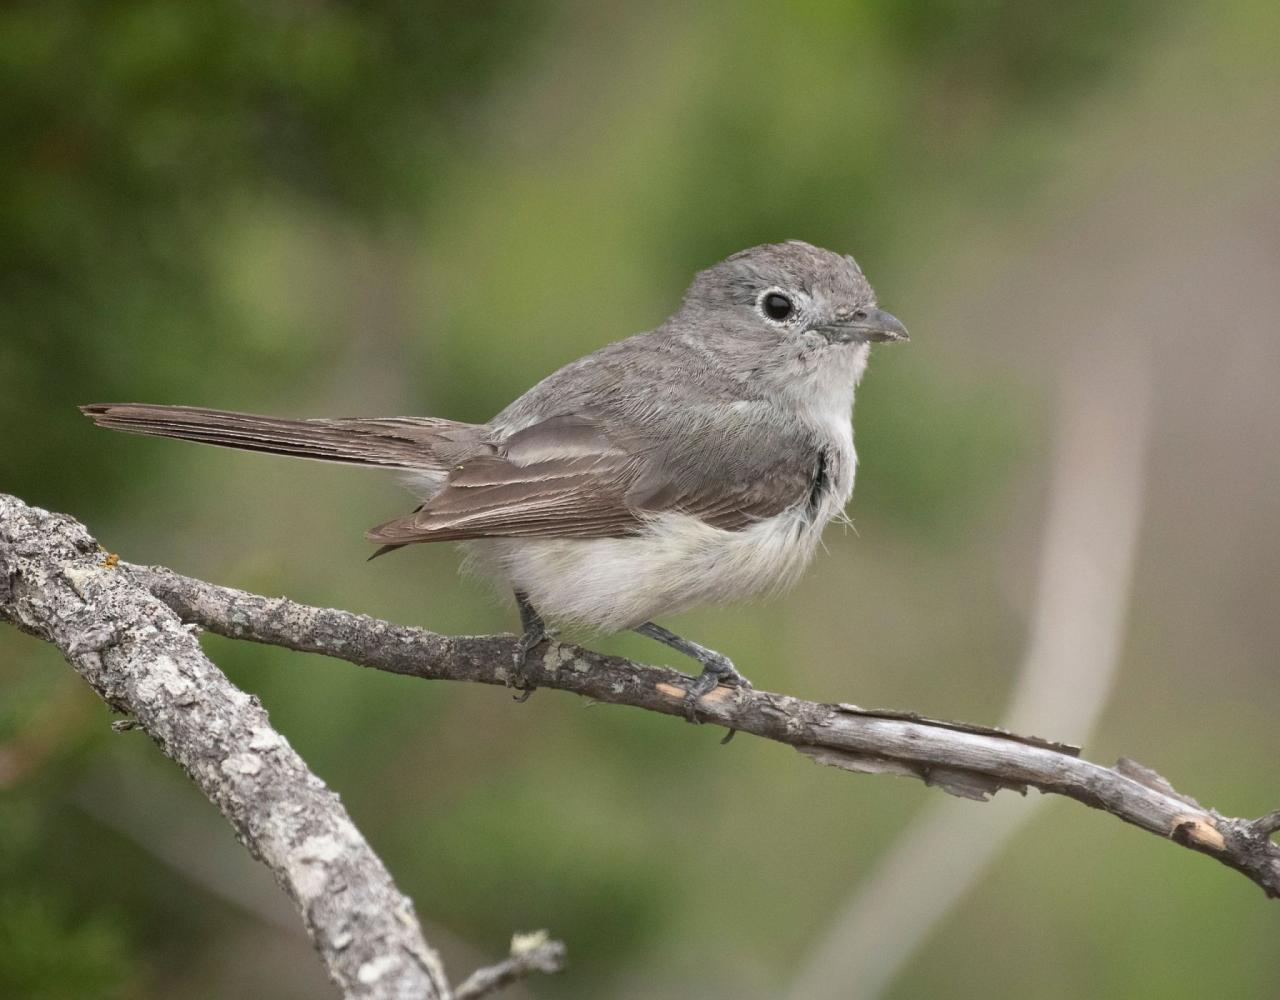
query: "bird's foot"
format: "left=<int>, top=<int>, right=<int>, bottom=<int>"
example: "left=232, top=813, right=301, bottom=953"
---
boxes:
left=510, top=626, right=552, bottom=702
left=683, top=651, right=752, bottom=724
left=632, top=621, right=752, bottom=734
left=511, top=591, right=552, bottom=702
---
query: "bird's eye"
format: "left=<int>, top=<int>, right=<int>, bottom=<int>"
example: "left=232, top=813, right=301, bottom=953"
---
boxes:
left=761, top=292, right=793, bottom=321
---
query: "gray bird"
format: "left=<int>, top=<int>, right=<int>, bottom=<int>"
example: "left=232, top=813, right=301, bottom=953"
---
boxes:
left=82, top=240, right=907, bottom=715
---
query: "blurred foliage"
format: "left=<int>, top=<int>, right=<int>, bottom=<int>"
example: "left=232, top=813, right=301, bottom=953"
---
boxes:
left=3, top=1, right=1279, bottom=998
left=1, top=0, right=543, bottom=497
left=0, top=891, right=134, bottom=1000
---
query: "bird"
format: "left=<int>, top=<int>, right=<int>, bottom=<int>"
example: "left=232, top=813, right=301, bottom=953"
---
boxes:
left=82, top=240, right=907, bottom=717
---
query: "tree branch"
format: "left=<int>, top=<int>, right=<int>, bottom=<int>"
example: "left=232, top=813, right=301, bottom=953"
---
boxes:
left=788, top=353, right=1152, bottom=999
left=127, top=554, right=1280, bottom=901
left=454, top=931, right=567, bottom=1000
left=0, top=493, right=564, bottom=999
left=4, top=491, right=1279, bottom=1000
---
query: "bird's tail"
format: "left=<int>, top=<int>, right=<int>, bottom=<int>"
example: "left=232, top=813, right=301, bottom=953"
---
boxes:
left=80, top=403, right=486, bottom=471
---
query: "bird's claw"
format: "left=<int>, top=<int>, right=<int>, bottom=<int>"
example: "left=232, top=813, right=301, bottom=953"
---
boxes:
left=510, top=628, right=552, bottom=702
left=681, top=656, right=752, bottom=725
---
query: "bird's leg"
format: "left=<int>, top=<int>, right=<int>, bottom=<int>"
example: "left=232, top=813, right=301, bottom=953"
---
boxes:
left=512, top=590, right=548, bottom=702
left=633, top=621, right=752, bottom=723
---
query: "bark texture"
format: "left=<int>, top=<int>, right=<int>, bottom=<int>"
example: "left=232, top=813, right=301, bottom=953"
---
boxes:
left=4, top=489, right=1280, bottom=1000
left=0, top=495, right=450, bottom=999
left=133, top=555, right=1280, bottom=899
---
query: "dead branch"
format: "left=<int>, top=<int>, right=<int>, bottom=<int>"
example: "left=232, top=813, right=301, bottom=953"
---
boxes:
left=454, top=932, right=567, bottom=1000
left=128, top=552, right=1280, bottom=900
left=788, top=352, right=1152, bottom=999
left=3, top=489, right=1278, bottom=1000
left=0, top=493, right=564, bottom=999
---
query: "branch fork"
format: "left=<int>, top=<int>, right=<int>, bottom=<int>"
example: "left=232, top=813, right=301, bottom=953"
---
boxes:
left=3, top=490, right=1279, bottom=997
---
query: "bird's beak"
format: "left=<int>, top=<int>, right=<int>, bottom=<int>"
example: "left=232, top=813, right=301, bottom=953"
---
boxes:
left=818, top=308, right=909, bottom=345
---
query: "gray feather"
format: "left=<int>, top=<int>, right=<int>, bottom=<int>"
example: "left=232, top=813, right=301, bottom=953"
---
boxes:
left=79, top=404, right=486, bottom=471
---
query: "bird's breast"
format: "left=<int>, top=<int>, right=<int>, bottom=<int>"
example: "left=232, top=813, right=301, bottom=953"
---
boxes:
left=462, top=503, right=831, bottom=634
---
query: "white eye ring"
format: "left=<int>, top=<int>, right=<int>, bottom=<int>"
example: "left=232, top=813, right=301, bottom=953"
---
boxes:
left=758, top=288, right=795, bottom=323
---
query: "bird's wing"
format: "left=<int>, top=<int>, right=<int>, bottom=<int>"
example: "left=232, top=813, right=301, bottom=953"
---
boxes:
left=365, top=410, right=826, bottom=545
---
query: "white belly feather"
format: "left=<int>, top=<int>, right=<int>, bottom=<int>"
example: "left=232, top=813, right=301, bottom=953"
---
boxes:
left=463, top=509, right=813, bottom=632
left=462, top=440, right=854, bottom=633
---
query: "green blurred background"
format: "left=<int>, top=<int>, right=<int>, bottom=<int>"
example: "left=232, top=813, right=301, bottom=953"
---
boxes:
left=3, top=2, right=1280, bottom=997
